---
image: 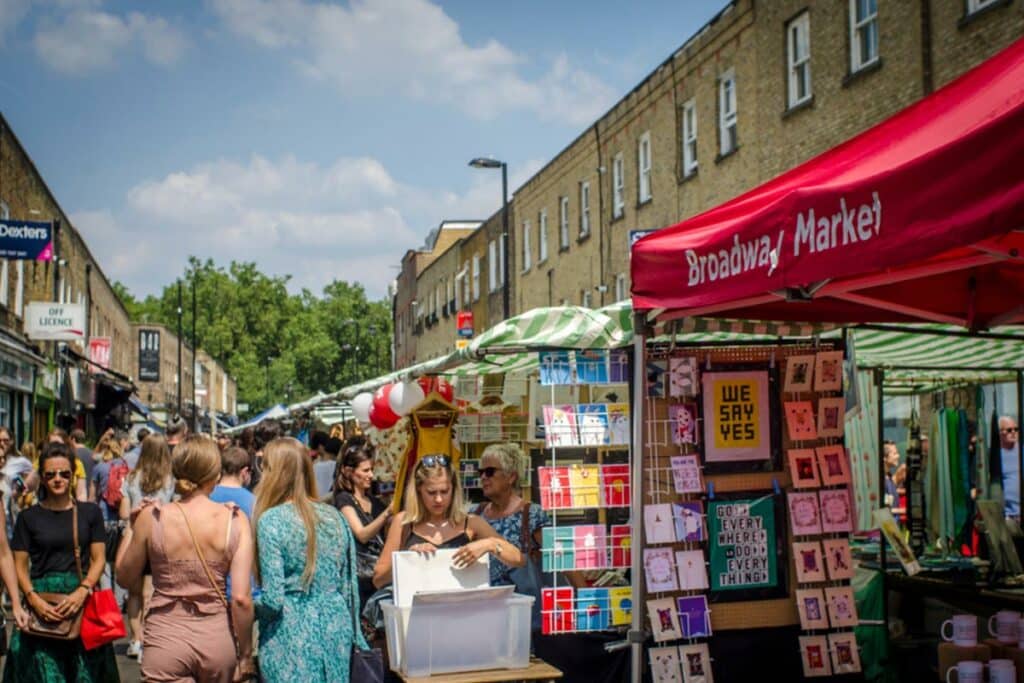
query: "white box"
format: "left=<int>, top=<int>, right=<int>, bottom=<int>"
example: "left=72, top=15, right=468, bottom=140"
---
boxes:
left=383, top=593, right=534, bottom=677
left=392, top=549, right=489, bottom=607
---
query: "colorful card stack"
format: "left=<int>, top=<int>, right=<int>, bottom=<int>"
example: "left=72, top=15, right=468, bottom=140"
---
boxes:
left=601, top=463, right=631, bottom=507
left=541, top=588, right=575, bottom=634
left=540, top=586, right=632, bottom=635
left=537, top=464, right=631, bottom=510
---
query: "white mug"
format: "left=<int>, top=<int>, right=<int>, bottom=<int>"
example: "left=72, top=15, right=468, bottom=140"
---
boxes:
left=941, top=614, right=978, bottom=647
left=989, top=610, right=1021, bottom=644
left=946, top=660, right=984, bottom=683
left=989, top=659, right=1016, bottom=683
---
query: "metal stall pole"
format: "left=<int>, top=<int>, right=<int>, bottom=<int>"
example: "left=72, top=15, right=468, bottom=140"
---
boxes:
left=876, top=368, right=889, bottom=630
left=1017, top=371, right=1022, bottom=523
left=628, top=319, right=646, bottom=683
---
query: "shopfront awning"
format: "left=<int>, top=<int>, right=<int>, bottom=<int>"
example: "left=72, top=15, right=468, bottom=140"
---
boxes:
left=632, top=36, right=1024, bottom=329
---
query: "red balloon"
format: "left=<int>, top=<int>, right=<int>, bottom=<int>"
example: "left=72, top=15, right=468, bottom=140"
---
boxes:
left=371, top=385, right=399, bottom=428
left=416, top=376, right=433, bottom=396
left=435, top=378, right=454, bottom=403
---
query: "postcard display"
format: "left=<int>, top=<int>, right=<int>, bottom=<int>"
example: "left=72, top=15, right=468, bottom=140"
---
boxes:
left=534, top=350, right=634, bottom=637
left=640, top=343, right=861, bottom=683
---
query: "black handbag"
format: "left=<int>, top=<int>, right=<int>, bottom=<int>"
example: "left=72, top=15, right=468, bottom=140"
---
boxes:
left=350, top=646, right=384, bottom=683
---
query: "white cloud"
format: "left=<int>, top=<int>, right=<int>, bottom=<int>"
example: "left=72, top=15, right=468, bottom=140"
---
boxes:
left=74, top=152, right=533, bottom=300
left=210, top=0, right=616, bottom=126
left=33, top=10, right=187, bottom=74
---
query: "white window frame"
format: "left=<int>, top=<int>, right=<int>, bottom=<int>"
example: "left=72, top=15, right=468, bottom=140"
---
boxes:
left=615, top=273, right=627, bottom=302
left=787, top=12, right=812, bottom=108
left=638, top=132, right=652, bottom=203
left=538, top=209, right=548, bottom=263
left=579, top=181, right=591, bottom=238
left=967, top=0, right=1000, bottom=14
left=498, top=236, right=506, bottom=285
left=612, top=153, right=625, bottom=218
left=472, top=254, right=481, bottom=302
left=559, top=196, right=570, bottom=249
left=461, top=260, right=470, bottom=305
left=849, top=0, right=879, bottom=73
left=521, top=220, right=532, bottom=273
left=719, top=69, right=738, bottom=157
left=681, top=99, right=698, bottom=177
left=487, top=241, right=497, bottom=293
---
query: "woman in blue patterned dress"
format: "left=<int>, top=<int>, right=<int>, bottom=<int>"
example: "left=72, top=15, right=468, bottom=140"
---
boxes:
left=254, top=438, right=369, bottom=682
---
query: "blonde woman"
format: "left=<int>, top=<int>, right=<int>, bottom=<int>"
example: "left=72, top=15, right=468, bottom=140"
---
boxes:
left=372, top=454, right=524, bottom=589
left=253, top=437, right=369, bottom=682
left=116, top=436, right=255, bottom=682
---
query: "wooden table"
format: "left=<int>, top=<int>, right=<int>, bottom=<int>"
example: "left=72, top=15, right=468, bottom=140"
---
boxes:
left=397, top=657, right=563, bottom=683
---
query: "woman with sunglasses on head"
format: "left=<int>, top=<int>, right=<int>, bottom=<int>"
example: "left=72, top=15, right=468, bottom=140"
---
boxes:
left=253, top=437, right=369, bottom=683
left=3, top=441, right=118, bottom=682
left=372, top=454, right=524, bottom=590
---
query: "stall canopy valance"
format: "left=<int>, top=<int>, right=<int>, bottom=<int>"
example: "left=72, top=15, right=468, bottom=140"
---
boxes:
left=632, top=36, right=1024, bottom=329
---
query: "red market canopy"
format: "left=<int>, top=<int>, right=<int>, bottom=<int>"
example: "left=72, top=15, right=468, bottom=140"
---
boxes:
left=632, top=36, right=1024, bottom=330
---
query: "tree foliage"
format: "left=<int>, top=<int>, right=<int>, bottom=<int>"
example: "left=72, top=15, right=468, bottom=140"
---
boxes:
left=114, top=258, right=391, bottom=415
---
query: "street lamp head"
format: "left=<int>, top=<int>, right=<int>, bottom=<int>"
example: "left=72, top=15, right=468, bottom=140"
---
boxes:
left=468, top=157, right=503, bottom=169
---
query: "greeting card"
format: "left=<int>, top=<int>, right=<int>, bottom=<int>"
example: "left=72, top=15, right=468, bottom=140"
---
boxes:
left=679, top=643, right=713, bottom=683
left=677, top=595, right=712, bottom=638
left=647, top=597, right=682, bottom=642
left=455, top=376, right=482, bottom=402
left=676, top=550, right=709, bottom=591
left=647, top=360, right=668, bottom=397
left=670, top=403, right=700, bottom=446
left=538, top=466, right=572, bottom=510
left=813, top=351, right=844, bottom=392
left=576, top=350, right=609, bottom=385
left=645, top=504, right=677, bottom=544
left=539, top=351, right=575, bottom=385
left=649, top=646, right=683, bottom=683
left=577, top=403, right=610, bottom=446
left=823, top=538, right=854, bottom=581
left=644, top=548, right=679, bottom=593
left=575, top=525, right=607, bottom=570
left=816, top=397, right=845, bottom=439
left=601, top=463, right=631, bottom=507
left=541, top=587, right=575, bottom=635
left=796, top=588, right=830, bottom=630
left=792, top=541, right=826, bottom=584
left=610, top=524, right=632, bottom=567
left=788, top=492, right=822, bottom=536
left=607, top=403, right=631, bottom=446
left=478, top=412, right=503, bottom=442
left=785, top=401, right=818, bottom=441
left=819, top=488, right=853, bottom=534
left=828, top=632, right=862, bottom=674
left=788, top=449, right=821, bottom=489
left=576, top=587, right=610, bottom=631
left=569, top=464, right=601, bottom=508
left=457, top=414, right=481, bottom=443
left=799, top=635, right=833, bottom=678
left=541, top=526, right=576, bottom=572
left=543, top=405, right=579, bottom=447
left=609, top=349, right=630, bottom=384
left=825, top=586, right=858, bottom=628
left=608, top=586, right=633, bottom=626
left=669, top=357, right=699, bottom=398
left=671, top=455, right=703, bottom=494
left=673, top=501, right=705, bottom=543
left=784, top=354, right=815, bottom=393
left=815, top=445, right=850, bottom=486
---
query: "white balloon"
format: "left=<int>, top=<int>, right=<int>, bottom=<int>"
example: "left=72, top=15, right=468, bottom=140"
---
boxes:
left=388, top=381, right=425, bottom=416
left=351, top=392, right=374, bottom=423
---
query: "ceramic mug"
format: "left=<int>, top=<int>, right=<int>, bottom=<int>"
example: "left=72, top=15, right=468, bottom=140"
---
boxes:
left=941, top=614, right=978, bottom=647
left=989, top=610, right=1021, bottom=644
left=946, top=660, right=984, bottom=683
left=989, top=659, right=1016, bottom=683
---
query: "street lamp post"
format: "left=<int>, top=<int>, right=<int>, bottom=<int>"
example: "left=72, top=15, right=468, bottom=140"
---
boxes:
left=341, top=318, right=359, bottom=384
left=468, top=157, right=510, bottom=320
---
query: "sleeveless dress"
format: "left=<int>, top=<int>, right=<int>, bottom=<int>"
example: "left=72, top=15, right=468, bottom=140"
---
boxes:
left=142, top=504, right=241, bottom=683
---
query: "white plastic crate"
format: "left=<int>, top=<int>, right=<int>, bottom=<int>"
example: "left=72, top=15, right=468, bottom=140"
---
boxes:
left=382, top=593, right=534, bottom=677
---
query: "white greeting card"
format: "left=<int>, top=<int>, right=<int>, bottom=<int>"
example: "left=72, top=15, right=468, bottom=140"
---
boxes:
left=793, top=541, right=826, bottom=584
left=799, top=635, right=833, bottom=678
left=788, top=448, right=821, bottom=489
left=796, top=588, right=830, bottom=630
left=816, top=397, right=845, bottom=438
left=669, top=357, right=699, bottom=398
left=675, top=550, right=709, bottom=591
left=784, top=354, right=815, bottom=393
left=788, top=491, right=822, bottom=536
left=647, top=597, right=682, bottom=643
left=814, top=351, right=844, bottom=392
left=823, top=538, right=855, bottom=581
left=829, top=632, right=862, bottom=674
left=816, top=445, right=851, bottom=486
left=649, top=646, right=683, bottom=683
left=645, top=503, right=677, bottom=544
left=644, top=548, right=679, bottom=593
left=819, top=488, right=853, bottom=534
left=825, top=586, right=858, bottom=628
left=671, top=455, right=703, bottom=494
left=678, top=643, right=714, bottom=683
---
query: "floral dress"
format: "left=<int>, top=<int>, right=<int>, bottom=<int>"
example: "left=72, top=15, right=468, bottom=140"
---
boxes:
left=478, top=502, right=549, bottom=585
left=255, top=502, right=369, bottom=683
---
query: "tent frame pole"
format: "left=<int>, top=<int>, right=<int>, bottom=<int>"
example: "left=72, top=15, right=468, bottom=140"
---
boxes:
left=629, top=318, right=646, bottom=683
left=876, top=368, right=889, bottom=634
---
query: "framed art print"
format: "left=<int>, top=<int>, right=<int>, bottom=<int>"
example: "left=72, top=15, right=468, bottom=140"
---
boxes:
left=649, top=646, right=683, bottom=683
left=669, top=357, right=699, bottom=398
left=816, top=397, right=845, bottom=439
left=799, top=635, right=833, bottom=678
left=670, top=403, right=700, bottom=446
left=792, top=541, right=826, bottom=583
left=678, top=643, right=714, bottom=683
left=645, top=504, right=677, bottom=544
left=647, top=597, right=682, bottom=642
left=788, top=449, right=820, bottom=489
left=829, top=632, right=862, bottom=674
left=700, top=364, right=781, bottom=474
left=824, top=586, right=858, bottom=628
left=707, top=493, right=789, bottom=602
left=644, top=548, right=679, bottom=593
left=676, top=550, right=709, bottom=591
left=784, top=401, right=818, bottom=441
left=671, top=455, right=703, bottom=494
left=788, top=491, right=822, bottom=536
left=677, top=595, right=712, bottom=638
left=813, top=351, right=844, bottom=392
left=819, top=488, right=853, bottom=534
left=823, top=538, right=854, bottom=581
left=784, top=354, right=815, bottom=393
left=796, top=588, right=830, bottom=630
left=815, top=445, right=851, bottom=486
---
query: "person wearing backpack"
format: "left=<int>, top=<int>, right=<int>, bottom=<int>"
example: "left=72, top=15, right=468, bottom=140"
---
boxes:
left=89, top=430, right=130, bottom=599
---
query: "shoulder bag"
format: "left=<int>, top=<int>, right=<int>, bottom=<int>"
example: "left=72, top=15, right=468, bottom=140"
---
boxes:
left=22, top=503, right=85, bottom=640
left=505, top=502, right=545, bottom=632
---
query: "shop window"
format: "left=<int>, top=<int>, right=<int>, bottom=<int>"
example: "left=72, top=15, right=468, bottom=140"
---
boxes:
left=718, top=69, right=738, bottom=157
left=559, top=196, right=570, bottom=249
left=579, top=181, right=591, bottom=238
left=521, top=220, right=532, bottom=273
left=849, top=0, right=879, bottom=73
left=638, top=132, right=652, bottom=203
left=681, top=99, right=698, bottom=177
left=787, top=12, right=812, bottom=108
left=538, top=209, right=548, bottom=263
left=612, top=153, right=625, bottom=218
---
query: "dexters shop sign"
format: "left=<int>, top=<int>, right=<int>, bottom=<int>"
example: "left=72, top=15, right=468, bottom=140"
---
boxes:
left=0, top=220, right=54, bottom=261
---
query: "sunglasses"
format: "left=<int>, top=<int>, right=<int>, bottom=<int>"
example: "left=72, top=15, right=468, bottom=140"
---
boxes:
left=43, top=470, right=73, bottom=481
left=1002, top=428, right=1020, bottom=434
left=480, top=467, right=501, bottom=478
left=419, top=454, right=451, bottom=469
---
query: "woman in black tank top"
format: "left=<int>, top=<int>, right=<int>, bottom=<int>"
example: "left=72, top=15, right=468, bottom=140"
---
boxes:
left=373, top=454, right=526, bottom=588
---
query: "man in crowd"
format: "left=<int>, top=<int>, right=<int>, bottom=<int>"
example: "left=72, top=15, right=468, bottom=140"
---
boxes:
left=999, top=416, right=1020, bottom=519
left=166, top=415, right=188, bottom=449
left=71, top=428, right=95, bottom=481
left=124, top=427, right=150, bottom=470
left=211, top=446, right=255, bottom=517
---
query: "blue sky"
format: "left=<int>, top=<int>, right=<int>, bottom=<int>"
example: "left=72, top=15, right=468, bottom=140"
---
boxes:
left=0, top=0, right=726, bottom=299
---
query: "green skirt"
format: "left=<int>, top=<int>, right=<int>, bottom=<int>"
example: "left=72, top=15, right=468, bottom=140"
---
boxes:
left=2, top=571, right=120, bottom=683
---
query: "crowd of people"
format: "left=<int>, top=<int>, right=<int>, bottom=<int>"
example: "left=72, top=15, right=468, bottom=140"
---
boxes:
left=0, top=419, right=551, bottom=683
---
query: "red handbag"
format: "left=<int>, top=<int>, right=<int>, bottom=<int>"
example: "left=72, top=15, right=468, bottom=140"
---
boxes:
left=81, top=586, right=126, bottom=650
